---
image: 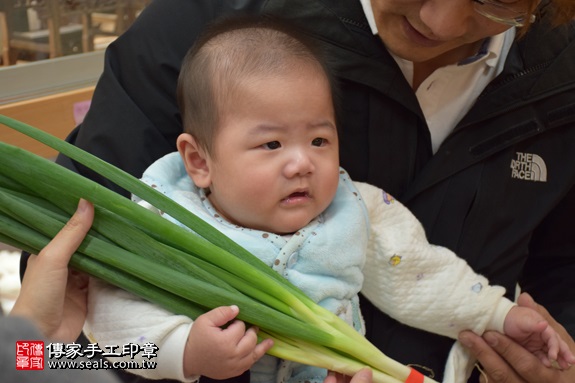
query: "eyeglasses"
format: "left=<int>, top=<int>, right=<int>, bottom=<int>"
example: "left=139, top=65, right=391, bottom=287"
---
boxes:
left=473, top=0, right=536, bottom=27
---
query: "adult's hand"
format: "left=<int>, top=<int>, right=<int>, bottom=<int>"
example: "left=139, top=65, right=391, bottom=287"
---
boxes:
left=459, top=292, right=574, bottom=383
left=10, top=199, right=94, bottom=342
left=323, top=368, right=373, bottom=383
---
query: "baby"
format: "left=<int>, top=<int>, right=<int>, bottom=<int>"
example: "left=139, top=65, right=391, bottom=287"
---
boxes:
left=85, top=16, right=574, bottom=383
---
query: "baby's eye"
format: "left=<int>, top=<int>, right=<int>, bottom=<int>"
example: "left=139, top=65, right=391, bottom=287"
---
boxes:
left=312, top=138, right=327, bottom=147
left=263, top=141, right=281, bottom=150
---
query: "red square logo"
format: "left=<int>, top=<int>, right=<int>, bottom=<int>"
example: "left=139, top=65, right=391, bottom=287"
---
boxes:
left=16, top=341, right=44, bottom=370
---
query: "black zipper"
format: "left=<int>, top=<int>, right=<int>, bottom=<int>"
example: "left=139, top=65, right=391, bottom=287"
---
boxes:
left=339, top=17, right=370, bottom=32
left=478, top=60, right=553, bottom=100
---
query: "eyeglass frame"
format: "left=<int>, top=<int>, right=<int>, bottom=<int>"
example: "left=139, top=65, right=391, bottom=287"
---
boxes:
left=472, top=0, right=537, bottom=27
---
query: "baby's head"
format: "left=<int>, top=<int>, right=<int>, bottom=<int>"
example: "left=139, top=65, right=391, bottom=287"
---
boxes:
left=176, top=16, right=341, bottom=234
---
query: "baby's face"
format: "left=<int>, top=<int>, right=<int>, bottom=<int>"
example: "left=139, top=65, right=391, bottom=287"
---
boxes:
left=205, top=67, right=339, bottom=234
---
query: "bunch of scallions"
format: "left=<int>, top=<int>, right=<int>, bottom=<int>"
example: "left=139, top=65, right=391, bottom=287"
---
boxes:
left=0, top=115, right=437, bottom=383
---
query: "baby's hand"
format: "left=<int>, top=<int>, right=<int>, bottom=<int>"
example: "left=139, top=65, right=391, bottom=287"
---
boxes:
left=504, top=306, right=575, bottom=369
left=183, top=305, right=274, bottom=379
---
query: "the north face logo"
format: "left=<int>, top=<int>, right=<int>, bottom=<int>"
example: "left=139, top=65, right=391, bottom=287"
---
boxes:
left=510, top=152, right=547, bottom=182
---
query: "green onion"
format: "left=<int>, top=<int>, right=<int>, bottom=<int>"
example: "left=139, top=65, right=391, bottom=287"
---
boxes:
left=0, top=114, right=438, bottom=383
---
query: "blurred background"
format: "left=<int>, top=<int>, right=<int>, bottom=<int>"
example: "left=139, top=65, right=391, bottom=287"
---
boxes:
left=1, top=0, right=150, bottom=66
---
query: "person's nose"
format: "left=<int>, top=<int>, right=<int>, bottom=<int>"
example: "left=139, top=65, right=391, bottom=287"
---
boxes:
left=419, top=0, right=474, bottom=40
left=283, top=148, right=315, bottom=178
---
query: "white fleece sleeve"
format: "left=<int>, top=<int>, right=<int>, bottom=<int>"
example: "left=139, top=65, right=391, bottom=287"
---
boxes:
left=84, top=278, right=198, bottom=381
left=84, top=195, right=200, bottom=381
left=354, top=181, right=515, bottom=339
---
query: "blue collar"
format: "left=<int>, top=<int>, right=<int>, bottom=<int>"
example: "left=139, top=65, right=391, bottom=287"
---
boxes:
left=458, top=37, right=492, bottom=65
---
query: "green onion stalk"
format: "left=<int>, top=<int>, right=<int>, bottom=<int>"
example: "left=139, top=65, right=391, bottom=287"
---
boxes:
left=0, top=114, right=438, bottom=383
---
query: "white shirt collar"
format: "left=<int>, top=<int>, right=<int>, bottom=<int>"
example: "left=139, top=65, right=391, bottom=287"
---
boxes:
left=359, top=0, right=379, bottom=35
left=359, top=0, right=517, bottom=154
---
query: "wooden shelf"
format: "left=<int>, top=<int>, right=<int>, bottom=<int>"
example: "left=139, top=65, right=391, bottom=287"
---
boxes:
left=0, top=86, right=94, bottom=158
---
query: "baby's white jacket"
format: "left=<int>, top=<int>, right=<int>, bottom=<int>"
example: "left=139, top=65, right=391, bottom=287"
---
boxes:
left=84, top=153, right=514, bottom=383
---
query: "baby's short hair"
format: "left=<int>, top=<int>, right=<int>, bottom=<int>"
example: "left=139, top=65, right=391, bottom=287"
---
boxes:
left=176, top=15, right=337, bottom=156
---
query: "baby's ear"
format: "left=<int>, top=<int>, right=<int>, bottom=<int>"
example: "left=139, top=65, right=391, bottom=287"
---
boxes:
left=176, top=133, right=211, bottom=188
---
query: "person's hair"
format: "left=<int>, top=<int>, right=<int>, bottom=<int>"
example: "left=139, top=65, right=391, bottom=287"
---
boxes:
left=519, top=0, right=575, bottom=36
left=547, top=0, right=575, bottom=25
left=177, top=16, right=339, bottom=157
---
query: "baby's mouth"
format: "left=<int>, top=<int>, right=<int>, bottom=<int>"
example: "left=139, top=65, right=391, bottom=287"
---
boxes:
left=282, top=190, right=310, bottom=203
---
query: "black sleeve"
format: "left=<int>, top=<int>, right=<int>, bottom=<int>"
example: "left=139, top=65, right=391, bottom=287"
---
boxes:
left=521, top=184, right=575, bottom=337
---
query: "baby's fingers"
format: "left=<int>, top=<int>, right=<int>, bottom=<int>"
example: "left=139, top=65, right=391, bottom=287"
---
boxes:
left=555, top=338, right=575, bottom=370
left=203, top=305, right=241, bottom=328
left=253, top=336, right=274, bottom=360
left=540, top=326, right=575, bottom=370
left=237, top=327, right=274, bottom=364
left=540, top=326, right=560, bottom=362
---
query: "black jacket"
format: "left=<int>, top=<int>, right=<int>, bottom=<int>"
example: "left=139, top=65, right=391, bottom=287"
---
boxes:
left=53, top=0, right=575, bottom=381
